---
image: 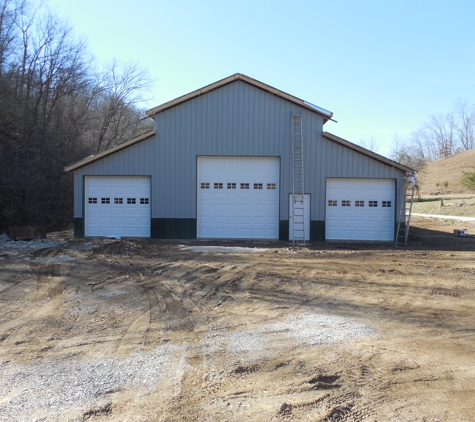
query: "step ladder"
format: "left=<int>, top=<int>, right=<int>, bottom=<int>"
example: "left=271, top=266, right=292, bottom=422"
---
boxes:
left=395, top=174, right=416, bottom=246
left=292, top=113, right=305, bottom=246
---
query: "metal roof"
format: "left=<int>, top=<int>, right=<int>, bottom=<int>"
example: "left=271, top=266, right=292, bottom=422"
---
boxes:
left=64, top=130, right=156, bottom=172
left=65, top=78, right=413, bottom=174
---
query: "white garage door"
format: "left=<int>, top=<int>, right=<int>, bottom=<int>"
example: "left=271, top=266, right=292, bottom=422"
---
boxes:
left=326, top=178, right=395, bottom=241
left=85, top=176, right=151, bottom=237
left=197, top=157, right=279, bottom=239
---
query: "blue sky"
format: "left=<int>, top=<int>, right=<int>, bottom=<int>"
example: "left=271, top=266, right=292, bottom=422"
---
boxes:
left=50, top=0, right=475, bottom=157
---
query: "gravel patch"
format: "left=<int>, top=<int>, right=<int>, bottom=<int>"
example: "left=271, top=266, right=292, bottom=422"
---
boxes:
left=181, top=246, right=268, bottom=254
left=34, top=256, right=77, bottom=264
left=0, top=344, right=188, bottom=422
left=203, top=312, right=376, bottom=360
left=0, top=312, right=375, bottom=421
left=0, top=238, right=64, bottom=253
left=273, top=312, right=376, bottom=346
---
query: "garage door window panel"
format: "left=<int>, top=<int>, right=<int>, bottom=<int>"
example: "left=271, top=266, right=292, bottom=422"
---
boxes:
left=85, top=176, right=150, bottom=237
left=326, top=178, right=395, bottom=241
left=198, top=157, right=279, bottom=239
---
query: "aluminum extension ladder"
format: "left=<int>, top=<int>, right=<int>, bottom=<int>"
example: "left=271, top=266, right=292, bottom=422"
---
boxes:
left=395, top=174, right=416, bottom=246
left=291, top=113, right=305, bottom=246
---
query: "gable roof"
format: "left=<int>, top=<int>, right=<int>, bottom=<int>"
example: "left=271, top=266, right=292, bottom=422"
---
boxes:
left=64, top=130, right=156, bottom=172
left=146, top=73, right=334, bottom=123
left=322, top=132, right=415, bottom=173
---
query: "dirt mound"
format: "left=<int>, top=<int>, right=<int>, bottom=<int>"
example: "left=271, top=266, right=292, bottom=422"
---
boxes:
left=418, top=148, right=475, bottom=195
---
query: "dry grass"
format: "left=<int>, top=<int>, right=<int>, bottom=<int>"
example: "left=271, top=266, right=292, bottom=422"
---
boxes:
left=417, top=148, right=475, bottom=195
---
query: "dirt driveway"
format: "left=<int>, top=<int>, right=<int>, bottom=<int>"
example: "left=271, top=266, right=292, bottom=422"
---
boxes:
left=1, top=217, right=475, bottom=421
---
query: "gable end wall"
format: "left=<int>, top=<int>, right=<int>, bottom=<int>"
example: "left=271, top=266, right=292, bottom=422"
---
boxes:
left=72, top=80, right=406, bottom=238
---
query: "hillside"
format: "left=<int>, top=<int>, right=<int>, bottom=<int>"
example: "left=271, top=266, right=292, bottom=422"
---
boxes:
left=417, top=148, right=475, bottom=195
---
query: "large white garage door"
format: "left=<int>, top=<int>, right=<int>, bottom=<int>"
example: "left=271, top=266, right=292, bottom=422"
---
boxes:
left=197, top=157, right=279, bottom=239
left=326, top=178, right=395, bottom=241
left=85, top=176, right=151, bottom=237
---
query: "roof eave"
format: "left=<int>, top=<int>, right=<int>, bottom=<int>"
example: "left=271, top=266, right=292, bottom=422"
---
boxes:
left=64, top=130, right=156, bottom=172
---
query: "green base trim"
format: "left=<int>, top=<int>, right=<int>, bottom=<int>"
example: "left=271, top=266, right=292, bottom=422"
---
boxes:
left=279, top=220, right=289, bottom=241
left=310, top=220, right=325, bottom=241
left=151, top=218, right=197, bottom=239
left=74, top=218, right=84, bottom=238
left=280, top=220, right=325, bottom=241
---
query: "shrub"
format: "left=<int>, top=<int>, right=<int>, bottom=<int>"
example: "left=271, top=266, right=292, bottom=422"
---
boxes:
left=461, top=166, right=475, bottom=190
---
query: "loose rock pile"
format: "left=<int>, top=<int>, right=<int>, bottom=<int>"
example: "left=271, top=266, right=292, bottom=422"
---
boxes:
left=0, top=238, right=66, bottom=263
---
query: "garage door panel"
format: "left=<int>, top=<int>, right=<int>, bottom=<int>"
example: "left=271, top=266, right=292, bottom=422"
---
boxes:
left=212, top=204, right=225, bottom=213
left=326, top=178, right=395, bottom=241
left=85, top=176, right=150, bottom=237
left=198, top=157, right=279, bottom=239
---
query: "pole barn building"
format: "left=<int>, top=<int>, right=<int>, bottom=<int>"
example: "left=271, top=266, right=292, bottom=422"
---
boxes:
left=65, top=74, right=414, bottom=242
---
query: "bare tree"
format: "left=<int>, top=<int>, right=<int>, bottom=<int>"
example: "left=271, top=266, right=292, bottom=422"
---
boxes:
left=358, top=136, right=380, bottom=153
left=0, top=0, right=155, bottom=231
left=90, top=60, right=153, bottom=153
left=405, top=99, right=475, bottom=164
left=390, top=134, right=426, bottom=170
left=408, top=112, right=455, bottom=162
left=426, top=114, right=454, bottom=158
left=0, top=0, right=23, bottom=76
left=451, top=98, right=474, bottom=151
left=0, top=7, right=93, bottom=228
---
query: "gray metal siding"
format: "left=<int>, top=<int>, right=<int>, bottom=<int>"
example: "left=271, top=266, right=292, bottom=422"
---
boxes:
left=73, top=79, right=406, bottom=225
left=148, top=80, right=324, bottom=220
left=73, top=136, right=157, bottom=217
left=315, top=139, right=405, bottom=219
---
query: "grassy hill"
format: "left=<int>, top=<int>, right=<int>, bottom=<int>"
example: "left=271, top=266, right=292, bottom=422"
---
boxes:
left=417, top=148, right=475, bottom=195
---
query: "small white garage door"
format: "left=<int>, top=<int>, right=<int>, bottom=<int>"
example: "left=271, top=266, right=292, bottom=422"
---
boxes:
left=85, top=176, right=151, bottom=237
left=326, top=178, right=395, bottom=241
left=197, top=157, right=279, bottom=239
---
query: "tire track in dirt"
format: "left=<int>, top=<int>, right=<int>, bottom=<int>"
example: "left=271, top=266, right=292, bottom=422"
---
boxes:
left=308, top=346, right=426, bottom=422
left=115, top=282, right=161, bottom=355
left=138, top=257, right=386, bottom=420
left=116, top=268, right=197, bottom=355
left=130, top=261, right=253, bottom=419
left=0, top=260, right=75, bottom=360
left=116, top=262, right=218, bottom=419
left=0, top=268, right=33, bottom=295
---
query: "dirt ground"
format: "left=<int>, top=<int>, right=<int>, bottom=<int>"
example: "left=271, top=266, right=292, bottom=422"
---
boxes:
left=1, top=217, right=475, bottom=422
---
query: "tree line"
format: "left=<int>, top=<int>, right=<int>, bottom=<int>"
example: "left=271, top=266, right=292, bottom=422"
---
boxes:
left=0, top=0, right=153, bottom=232
left=390, top=99, right=475, bottom=170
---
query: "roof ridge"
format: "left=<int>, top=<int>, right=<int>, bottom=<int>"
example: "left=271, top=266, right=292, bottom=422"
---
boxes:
left=146, top=74, right=333, bottom=122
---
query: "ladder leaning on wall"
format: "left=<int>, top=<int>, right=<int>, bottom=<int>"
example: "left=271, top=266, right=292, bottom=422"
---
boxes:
left=395, top=173, right=417, bottom=247
left=291, top=113, right=305, bottom=246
